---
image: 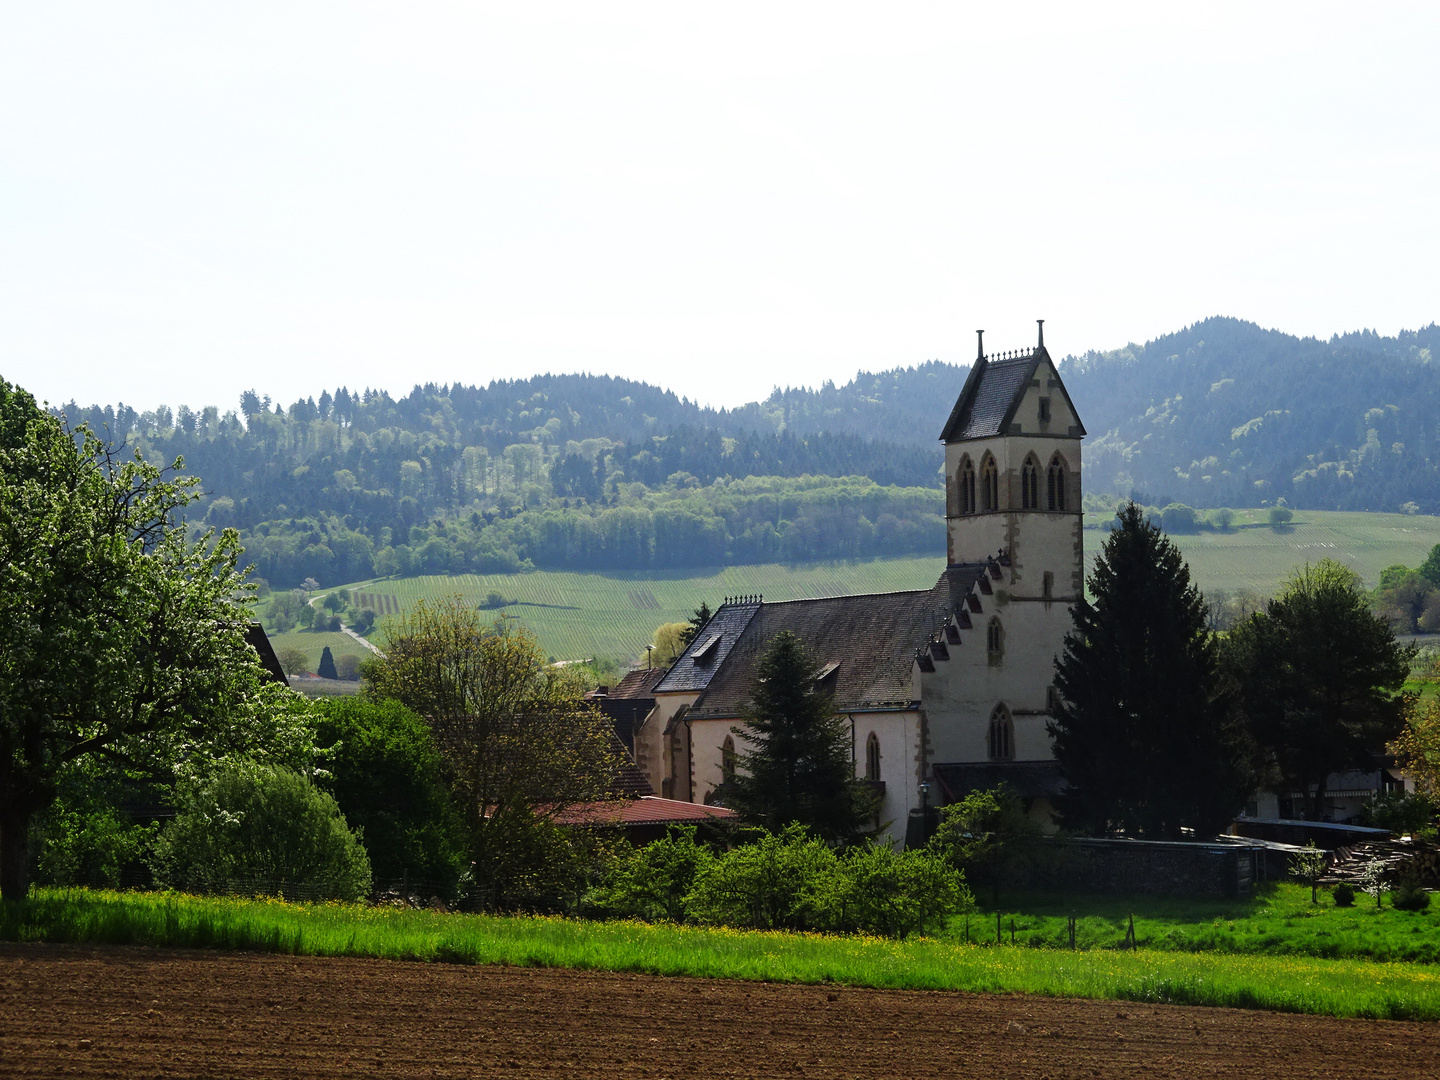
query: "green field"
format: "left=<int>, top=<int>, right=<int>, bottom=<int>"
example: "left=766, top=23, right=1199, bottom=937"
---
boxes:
left=266, top=510, right=1440, bottom=664
left=7, top=888, right=1440, bottom=1020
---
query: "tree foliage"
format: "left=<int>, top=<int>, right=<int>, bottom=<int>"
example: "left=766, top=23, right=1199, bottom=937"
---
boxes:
left=1049, top=503, right=1254, bottom=838
left=312, top=698, right=467, bottom=890
left=152, top=763, right=371, bottom=902
left=361, top=598, right=627, bottom=909
left=1225, top=560, right=1411, bottom=819
left=725, top=631, right=876, bottom=843
left=0, top=379, right=314, bottom=899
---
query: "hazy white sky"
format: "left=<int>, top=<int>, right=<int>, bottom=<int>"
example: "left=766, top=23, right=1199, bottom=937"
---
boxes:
left=3, top=2, right=1438, bottom=414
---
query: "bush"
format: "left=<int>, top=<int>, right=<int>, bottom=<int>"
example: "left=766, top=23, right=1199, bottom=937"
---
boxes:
left=686, top=824, right=838, bottom=931
left=1363, top=790, right=1436, bottom=837
left=312, top=698, right=466, bottom=892
left=1268, top=505, right=1294, bottom=527
left=821, top=843, right=969, bottom=939
left=1392, top=883, right=1431, bottom=912
left=152, top=764, right=372, bottom=901
left=587, top=826, right=714, bottom=922
left=1332, top=882, right=1356, bottom=907
left=34, top=802, right=155, bottom=889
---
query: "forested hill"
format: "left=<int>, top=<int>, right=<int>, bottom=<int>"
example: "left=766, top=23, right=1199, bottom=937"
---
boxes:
left=49, top=317, right=1440, bottom=587
left=1066, top=317, right=1440, bottom=513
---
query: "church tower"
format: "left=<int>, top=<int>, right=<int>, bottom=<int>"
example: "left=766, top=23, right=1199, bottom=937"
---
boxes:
left=938, top=320, right=1085, bottom=601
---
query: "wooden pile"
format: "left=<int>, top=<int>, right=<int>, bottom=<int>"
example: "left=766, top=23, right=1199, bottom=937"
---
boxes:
left=1320, top=838, right=1440, bottom=887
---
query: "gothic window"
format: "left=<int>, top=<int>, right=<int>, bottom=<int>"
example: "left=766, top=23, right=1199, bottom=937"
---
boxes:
left=865, top=732, right=881, bottom=782
left=1038, top=396, right=1052, bottom=423
left=987, top=704, right=1015, bottom=761
left=986, top=617, right=1004, bottom=662
left=1047, top=454, right=1068, bottom=511
left=959, top=456, right=976, bottom=515
left=721, top=736, right=737, bottom=783
left=980, top=454, right=999, bottom=512
left=1021, top=455, right=1040, bottom=510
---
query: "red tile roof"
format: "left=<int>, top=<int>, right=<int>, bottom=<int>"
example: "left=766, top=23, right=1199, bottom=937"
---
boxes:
left=554, top=797, right=737, bottom=827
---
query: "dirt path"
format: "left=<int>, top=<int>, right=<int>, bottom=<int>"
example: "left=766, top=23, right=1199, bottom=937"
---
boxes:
left=2, top=942, right=1437, bottom=1078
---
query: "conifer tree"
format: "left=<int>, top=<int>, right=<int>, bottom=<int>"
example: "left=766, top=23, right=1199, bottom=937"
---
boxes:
left=1049, top=503, right=1253, bottom=839
left=726, top=631, right=874, bottom=843
left=318, top=646, right=338, bottom=680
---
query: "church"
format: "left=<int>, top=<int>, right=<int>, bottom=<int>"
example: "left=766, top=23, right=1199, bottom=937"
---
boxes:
left=631, top=322, right=1085, bottom=845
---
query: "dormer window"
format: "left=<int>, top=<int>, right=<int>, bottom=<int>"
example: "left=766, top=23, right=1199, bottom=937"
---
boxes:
left=691, top=635, right=721, bottom=665
left=814, top=661, right=840, bottom=694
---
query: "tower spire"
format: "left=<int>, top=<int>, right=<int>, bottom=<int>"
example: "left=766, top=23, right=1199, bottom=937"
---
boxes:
left=976, top=329, right=985, bottom=361
left=1037, top=319, right=1045, bottom=349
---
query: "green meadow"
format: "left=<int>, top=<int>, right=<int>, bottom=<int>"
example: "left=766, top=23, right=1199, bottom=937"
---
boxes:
left=6, top=888, right=1440, bottom=1021
left=265, top=510, right=1440, bottom=665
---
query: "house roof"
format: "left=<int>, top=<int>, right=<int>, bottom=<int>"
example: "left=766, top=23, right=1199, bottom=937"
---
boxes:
left=606, top=666, right=667, bottom=699
left=683, top=564, right=989, bottom=720
left=652, top=600, right=761, bottom=694
left=244, top=623, right=290, bottom=687
left=553, top=796, right=737, bottom=828
left=938, top=343, right=1086, bottom=443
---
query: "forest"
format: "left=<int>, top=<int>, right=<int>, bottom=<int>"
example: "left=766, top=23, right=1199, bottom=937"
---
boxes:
left=53, top=317, right=1440, bottom=587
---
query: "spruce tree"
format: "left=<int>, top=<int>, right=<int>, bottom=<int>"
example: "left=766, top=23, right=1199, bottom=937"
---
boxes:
left=318, top=646, right=338, bottom=680
left=727, top=631, right=874, bottom=843
left=1049, top=503, right=1253, bottom=839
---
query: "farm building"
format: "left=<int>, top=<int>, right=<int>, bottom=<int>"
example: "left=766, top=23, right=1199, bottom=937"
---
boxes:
left=632, top=323, right=1085, bottom=844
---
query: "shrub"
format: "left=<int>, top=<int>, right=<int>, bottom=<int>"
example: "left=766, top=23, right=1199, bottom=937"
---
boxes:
left=686, top=824, right=838, bottom=931
left=1331, top=882, right=1356, bottom=907
left=1363, top=790, right=1437, bottom=837
left=588, top=826, right=714, bottom=922
left=152, top=764, right=372, bottom=901
left=1392, top=883, right=1431, bottom=912
left=821, top=843, right=969, bottom=939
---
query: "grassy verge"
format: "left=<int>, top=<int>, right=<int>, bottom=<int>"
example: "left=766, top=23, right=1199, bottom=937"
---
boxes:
left=963, top=884, right=1440, bottom=963
left=5, top=888, right=1440, bottom=1021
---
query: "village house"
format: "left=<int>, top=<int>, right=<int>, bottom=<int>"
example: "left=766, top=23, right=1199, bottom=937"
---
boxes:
left=632, top=322, right=1085, bottom=845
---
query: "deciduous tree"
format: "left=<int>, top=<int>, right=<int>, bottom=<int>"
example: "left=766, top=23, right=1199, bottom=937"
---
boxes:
left=0, top=379, right=312, bottom=899
left=361, top=598, right=626, bottom=909
left=1225, top=560, right=1411, bottom=820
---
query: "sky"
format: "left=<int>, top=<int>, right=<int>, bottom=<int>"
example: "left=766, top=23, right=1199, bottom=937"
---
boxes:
left=3, top=2, right=1438, bottom=415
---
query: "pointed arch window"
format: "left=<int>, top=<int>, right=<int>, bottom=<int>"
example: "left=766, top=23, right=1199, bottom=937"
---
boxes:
left=959, top=456, right=976, bottom=515
left=986, top=616, right=1004, bottom=663
left=988, top=704, right=1015, bottom=761
left=1021, top=455, right=1040, bottom=510
left=865, top=732, right=882, bottom=781
left=721, top=736, right=737, bottom=783
left=1047, top=454, right=1068, bottom=511
left=980, top=454, right=999, bottom=512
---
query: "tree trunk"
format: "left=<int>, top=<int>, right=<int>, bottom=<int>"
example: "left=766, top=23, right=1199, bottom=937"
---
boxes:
left=0, top=805, right=31, bottom=901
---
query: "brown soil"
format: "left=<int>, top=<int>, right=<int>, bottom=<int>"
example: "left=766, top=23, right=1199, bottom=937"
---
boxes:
left=2, top=942, right=1438, bottom=1079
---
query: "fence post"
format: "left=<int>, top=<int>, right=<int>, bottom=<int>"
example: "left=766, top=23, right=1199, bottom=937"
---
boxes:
left=1010, top=918, right=1016, bottom=945
left=996, top=911, right=1002, bottom=944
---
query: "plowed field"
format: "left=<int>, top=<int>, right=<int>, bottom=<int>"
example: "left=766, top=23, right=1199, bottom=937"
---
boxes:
left=3, top=942, right=1438, bottom=1078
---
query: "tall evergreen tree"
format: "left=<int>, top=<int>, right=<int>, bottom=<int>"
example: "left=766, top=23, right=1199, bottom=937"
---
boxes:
left=726, top=631, right=875, bottom=843
left=1049, top=503, right=1253, bottom=839
left=318, top=646, right=338, bottom=680
left=1225, top=560, right=1411, bottom=819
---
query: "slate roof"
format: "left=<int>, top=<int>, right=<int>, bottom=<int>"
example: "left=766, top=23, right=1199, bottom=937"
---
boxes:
left=652, top=601, right=761, bottom=694
left=683, top=564, right=989, bottom=719
left=938, top=344, right=1086, bottom=443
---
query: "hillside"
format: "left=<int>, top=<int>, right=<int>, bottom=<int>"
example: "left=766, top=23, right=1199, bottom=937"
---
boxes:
left=268, top=509, right=1440, bottom=670
left=52, top=316, right=1440, bottom=588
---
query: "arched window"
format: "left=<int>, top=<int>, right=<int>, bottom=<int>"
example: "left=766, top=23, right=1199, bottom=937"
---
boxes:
left=1047, top=454, right=1068, bottom=511
left=986, top=617, right=1004, bottom=662
left=1021, top=455, right=1040, bottom=510
left=721, top=736, right=736, bottom=783
left=988, top=705, right=1014, bottom=761
left=959, top=456, right=976, bottom=515
left=980, top=454, right=999, bottom=512
left=865, top=732, right=882, bottom=781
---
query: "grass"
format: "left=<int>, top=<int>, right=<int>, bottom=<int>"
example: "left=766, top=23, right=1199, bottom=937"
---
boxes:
left=1085, top=508, right=1440, bottom=598
left=965, top=883, right=1440, bottom=964
left=325, top=556, right=946, bottom=663
left=6, top=888, right=1440, bottom=1020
